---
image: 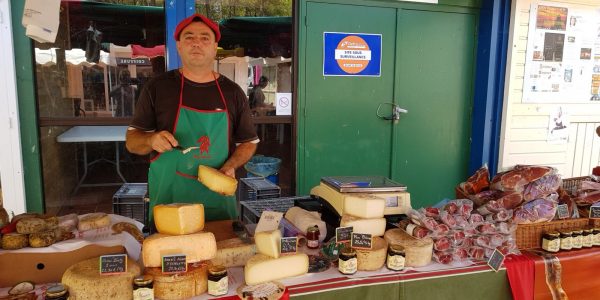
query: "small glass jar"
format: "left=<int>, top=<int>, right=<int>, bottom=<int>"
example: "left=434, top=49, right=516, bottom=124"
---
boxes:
left=571, top=229, right=583, bottom=249
left=542, top=231, right=561, bottom=253
left=338, top=248, right=357, bottom=275
left=306, top=226, right=320, bottom=249
left=386, top=244, right=405, bottom=271
left=582, top=228, right=593, bottom=248
left=594, top=228, right=600, bottom=246
left=207, top=265, right=228, bottom=296
left=560, top=230, right=573, bottom=250
left=46, top=284, right=69, bottom=300
left=133, top=275, right=154, bottom=300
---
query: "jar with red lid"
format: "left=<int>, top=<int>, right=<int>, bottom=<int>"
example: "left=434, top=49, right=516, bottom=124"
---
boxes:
left=306, top=225, right=320, bottom=249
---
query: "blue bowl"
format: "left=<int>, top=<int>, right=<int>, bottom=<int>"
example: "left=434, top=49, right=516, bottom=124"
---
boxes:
left=244, top=156, right=282, bottom=177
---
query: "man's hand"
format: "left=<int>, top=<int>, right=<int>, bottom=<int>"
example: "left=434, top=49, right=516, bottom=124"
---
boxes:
left=126, top=128, right=179, bottom=155
left=219, top=166, right=236, bottom=178
left=150, top=131, right=179, bottom=153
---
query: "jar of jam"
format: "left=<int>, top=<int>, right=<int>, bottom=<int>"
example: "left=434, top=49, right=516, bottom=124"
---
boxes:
left=559, top=230, right=572, bottom=250
left=133, top=275, right=154, bottom=300
left=338, top=248, right=357, bottom=275
left=46, top=284, right=69, bottom=300
left=571, top=229, right=583, bottom=249
left=582, top=228, right=593, bottom=248
left=542, top=231, right=560, bottom=252
left=306, top=225, right=320, bottom=249
left=594, top=228, right=600, bottom=246
left=208, top=265, right=228, bottom=296
left=386, top=244, right=405, bottom=271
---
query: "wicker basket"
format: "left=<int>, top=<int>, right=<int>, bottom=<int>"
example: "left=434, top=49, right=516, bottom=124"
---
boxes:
left=562, top=176, right=592, bottom=196
left=515, top=218, right=590, bottom=249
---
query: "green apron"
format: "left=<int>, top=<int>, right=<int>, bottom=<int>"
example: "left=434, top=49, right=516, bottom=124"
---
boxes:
left=148, top=72, right=237, bottom=222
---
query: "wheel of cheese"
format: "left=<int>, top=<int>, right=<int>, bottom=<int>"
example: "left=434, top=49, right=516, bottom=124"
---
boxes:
left=383, top=228, right=433, bottom=267
left=62, top=256, right=141, bottom=300
left=1, top=233, right=28, bottom=250
left=142, top=232, right=217, bottom=267
left=211, top=238, right=256, bottom=268
left=244, top=253, right=309, bottom=285
left=355, top=236, right=388, bottom=271
left=144, top=262, right=209, bottom=300
left=78, top=213, right=111, bottom=231
left=197, top=165, right=238, bottom=196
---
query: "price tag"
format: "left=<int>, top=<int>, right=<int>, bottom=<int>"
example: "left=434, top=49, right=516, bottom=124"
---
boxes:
left=336, top=226, right=353, bottom=243
left=351, top=233, right=372, bottom=250
left=162, top=255, right=187, bottom=274
left=280, top=237, right=298, bottom=255
left=487, top=248, right=505, bottom=272
left=590, top=206, right=600, bottom=219
left=99, top=254, right=127, bottom=275
left=255, top=211, right=283, bottom=233
left=557, top=204, right=570, bottom=219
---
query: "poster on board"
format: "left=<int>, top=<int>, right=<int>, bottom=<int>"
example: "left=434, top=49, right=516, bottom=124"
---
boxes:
left=547, top=106, right=569, bottom=144
left=323, top=32, right=382, bottom=77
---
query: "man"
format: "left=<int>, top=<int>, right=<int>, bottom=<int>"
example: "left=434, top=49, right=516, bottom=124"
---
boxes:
left=249, top=76, right=269, bottom=109
left=126, top=14, right=258, bottom=222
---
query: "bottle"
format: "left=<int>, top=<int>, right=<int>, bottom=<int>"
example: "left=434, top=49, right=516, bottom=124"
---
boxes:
left=542, top=231, right=560, bottom=253
left=133, top=275, right=154, bottom=300
left=582, top=228, right=593, bottom=248
left=559, top=230, right=572, bottom=251
left=306, top=225, right=320, bottom=249
left=338, top=248, right=357, bottom=275
left=571, top=229, right=583, bottom=249
left=386, top=244, right=406, bottom=271
left=207, top=265, right=228, bottom=296
left=45, top=284, right=69, bottom=300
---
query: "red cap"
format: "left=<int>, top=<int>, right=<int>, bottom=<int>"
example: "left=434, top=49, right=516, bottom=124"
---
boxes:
left=174, top=13, right=220, bottom=42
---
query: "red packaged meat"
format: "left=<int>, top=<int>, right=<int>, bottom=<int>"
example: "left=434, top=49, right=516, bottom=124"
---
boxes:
left=439, top=211, right=458, bottom=228
left=513, top=194, right=558, bottom=224
left=490, top=165, right=556, bottom=192
left=444, top=202, right=459, bottom=215
left=459, top=165, right=490, bottom=195
left=434, top=223, right=451, bottom=236
left=433, top=250, right=454, bottom=264
left=423, top=207, right=441, bottom=218
left=497, top=222, right=516, bottom=235
left=484, top=209, right=513, bottom=222
left=452, top=247, right=469, bottom=262
left=575, top=190, right=600, bottom=205
left=451, top=230, right=466, bottom=246
left=433, top=236, right=452, bottom=251
left=462, top=237, right=476, bottom=248
left=468, top=213, right=485, bottom=226
left=397, top=219, right=431, bottom=238
left=475, top=235, right=492, bottom=248
left=477, top=192, right=523, bottom=215
left=490, top=234, right=505, bottom=247
left=468, top=246, right=485, bottom=260
left=476, top=222, right=496, bottom=234
left=470, top=190, right=498, bottom=207
left=522, top=174, right=562, bottom=202
left=454, top=214, right=469, bottom=227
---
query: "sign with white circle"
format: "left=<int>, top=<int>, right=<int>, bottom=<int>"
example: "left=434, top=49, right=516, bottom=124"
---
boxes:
left=276, top=93, right=292, bottom=115
left=323, top=32, right=382, bottom=77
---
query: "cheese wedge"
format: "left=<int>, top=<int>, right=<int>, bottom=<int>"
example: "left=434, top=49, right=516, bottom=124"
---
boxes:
left=154, top=203, right=205, bottom=235
left=198, top=165, right=237, bottom=196
left=344, top=194, right=386, bottom=219
left=244, top=253, right=309, bottom=285
left=255, top=230, right=281, bottom=258
left=340, top=214, right=386, bottom=237
left=142, top=232, right=217, bottom=267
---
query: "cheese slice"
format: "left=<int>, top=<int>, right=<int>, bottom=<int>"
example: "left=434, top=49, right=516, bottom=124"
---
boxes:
left=142, top=232, right=217, bottom=267
left=255, top=229, right=281, bottom=258
left=210, top=238, right=256, bottom=268
left=244, top=253, right=309, bottom=285
left=154, top=203, right=205, bottom=235
left=284, top=207, right=327, bottom=242
left=356, top=236, right=388, bottom=271
left=78, top=213, right=111, bottom=231
left=340, top=214, right=386, bottom=237
left=383, top=228, right=433, bottom=267
left=145, top=262, right=208, bottom=299
left=344, top=194, right=386, bottom=218
left=198, top=165, right=238, bottom=196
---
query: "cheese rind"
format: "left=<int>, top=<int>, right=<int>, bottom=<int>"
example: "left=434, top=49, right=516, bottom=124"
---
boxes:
left=255, top=230, right=281, bottom=258
left=78, top=213, right=111, bottom=231
left=284, top=207, right=327, bottom=242
left=344, top=194, right=386, bottom=219
left=142, top=232, right=217, bottom=267
left=356, top=236, right=388, bottom=271
left=340, top=214, right=386, bottom=237
left=244, top=253, right=309, bottom=285
left=145, top=262, right=208, bottom=300
left=198, top=165, right=238, bottom=196
left=383, top=228, right=433, bottom=267
left=154, top=203, right=205, bottom=235
left=210, top=238, right=256, bottom=268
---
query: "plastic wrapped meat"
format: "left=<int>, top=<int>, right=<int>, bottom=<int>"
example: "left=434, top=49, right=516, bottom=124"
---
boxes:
left=490, top=165, right=556, bottom=192
left=439, top=211, right=458, bottom=228
left=459, top=165, right=490, bottom=195
left=454, top=215, right=469, bottom=227
left=470, top=190, right=498, bottom=207
left=433, top=250, right=454, bottom=264
left=451, top=230, right=466, bottom=246
left=475, top=235, right=491, bottom=248
left=434, top=223, right=451, bottom=236
left=58, top=214, right=79, bottom=232
left=468, top=213, right=485, bottom=226
left=468, top=246, right=485, bottom=260
left=497, top=222, right=516, bottom=235
left=575, top=190, right=600, bottom=205
left=476, top=222, right=496, bottom=234
left=484, top=209, right=513, bottom=222
left=449, top=199, right=474, bottom=216
left=423, top=207, right=440, bottom=218
left=522, top=174, right=562, bottom=202
left=513, top=194, right=559, bottom=224
left=433, top=236, right=452, bottom=251
left=443, top=202, right=459, bottom=215
left=452, top=247, right=469, bottom=262
left=490, top=234, right=505, bottom=248
left=477, top=192, right=523, bottom=215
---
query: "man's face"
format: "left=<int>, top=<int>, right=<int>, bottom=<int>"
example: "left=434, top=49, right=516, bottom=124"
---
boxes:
left=176, top=22, right=218, bottom=69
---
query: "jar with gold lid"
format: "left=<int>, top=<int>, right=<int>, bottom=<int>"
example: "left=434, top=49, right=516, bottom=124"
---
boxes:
left=338, top=248, right=357, bottom=275
left=208, top=265, right=228, bottom=296
left=582, top=228, right=593, bottom=248
left=571, top=229, right=583, bottom=249
left=559, top=230, right=572, bottom=250
left=133, top=275, right=154, bottom=300
left=46, top=284, right=69, bottom=300
left=542, top=231, right=560, bottom=252
left=386, top=244, right=405, bottom=271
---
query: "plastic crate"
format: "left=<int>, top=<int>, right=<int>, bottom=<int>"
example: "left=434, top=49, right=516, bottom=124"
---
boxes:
left=237, top=177, right=281, bottom=201
left=112, top=183, right=148, bottom=226
left=240, top=196, right=310, bottom=224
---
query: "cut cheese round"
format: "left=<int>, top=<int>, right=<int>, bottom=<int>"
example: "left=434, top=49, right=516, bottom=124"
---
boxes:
left=340, top=214, right=386, bottom=237
left=344, top=194, right=386, bottom=219
left=145, top=262, right=209, bottom=300
left=244, top=253, right=309, bottom=285
left=62, top=256, right=140, bottom=300
left=2, top=233, right=28, bottom=250
left=142, top=232, right=217, bottom=267
left=383, top=228, right=433, bottom=267
left=198, top=165, right=238, bottom=196
left=78, top=213, right=111, bottom=231
left=211, top=238, right=256, bottom=268
left=355, top=236, right=388, bottom=271
left=284, top=207, right=327, bottom=242
left=255, top=229, right=281, bottom=258
left=154, top=203, right=205, bottom=235
left=16, top=217, right=47, bottom=234
left=29, top=230, right=56, bottom=248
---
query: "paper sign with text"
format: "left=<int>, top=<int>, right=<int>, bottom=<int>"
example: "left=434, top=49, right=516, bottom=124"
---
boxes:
left=255, top=211, right=284, bottom=233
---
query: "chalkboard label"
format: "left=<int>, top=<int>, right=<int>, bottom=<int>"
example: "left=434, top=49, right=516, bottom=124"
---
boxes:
left=557, top=204, right=570, bottom=219
left=280, top=237, right=298, bottom=255
left=351, top=233, right=372, bottom=250
left=590, top=206, right=600, bottom=219
left=487, top=248, right=505, bottom=272
left=99, top=254, right=127, bottom=275
left=162, top=255, right=187, bottom=274
left=336, top=226, right=353, bottom=243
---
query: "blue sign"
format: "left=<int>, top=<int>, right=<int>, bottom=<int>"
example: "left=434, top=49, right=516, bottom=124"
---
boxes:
left=323, top=32, right=382, bottom=77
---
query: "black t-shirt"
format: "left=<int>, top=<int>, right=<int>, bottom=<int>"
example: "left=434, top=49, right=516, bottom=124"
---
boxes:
left=130, top=70, right=258, bottom=153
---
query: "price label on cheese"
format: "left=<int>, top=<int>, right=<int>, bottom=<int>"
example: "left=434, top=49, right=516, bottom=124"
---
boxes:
left=351, top=233, right=372, bottom=249
left=590, top=206, right=600, bottom=219
left=557, top=204, right=569, bottom=219
left=99, top=254, right=127, bottom=275
left=280, top=237, right=298, bottom=255
left=162, top=255, right=187, bottom=274
left=336, top=226, right=353, bottom=243
left=487, top=248, right=505, bottom=272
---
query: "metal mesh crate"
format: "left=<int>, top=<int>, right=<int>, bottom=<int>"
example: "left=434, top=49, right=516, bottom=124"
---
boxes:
left=237, top=177, right=281, bottom=201
left=240, top=197, right=301, bottom=224
left=112, top=183, right=148, bottom=226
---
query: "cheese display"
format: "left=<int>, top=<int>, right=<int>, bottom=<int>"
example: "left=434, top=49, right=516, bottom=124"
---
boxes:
left=355, top=236, right=388, bottom=271
left=343, top=194, right=386, bottom=218
left=142, top=232, right=217, bottom=267
left=28, top=230, right=56, bottom=248
left=340, top=214, right=386, bottom=237
left=197, top=165, right=238, bottom=196
left=244, top=253, right=309, bottom=285
left=145, top=262, right=209, bottom=300
left=62, top=256, right=141, bottom=300
left=153, top=203, right=205, bottom=235
left=211, top=238, right=256, bottom=268
left=2, top=233, right=28, bottom=250
left=383, top=228, right=433, bottom=267
left=78, top=213, right=111, bottom=231
left=284, top=207, right=327, bottom=242
left=255, top=229, right=282, bottom=258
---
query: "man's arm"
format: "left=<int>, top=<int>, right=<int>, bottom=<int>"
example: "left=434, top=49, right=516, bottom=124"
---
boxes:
left=219, top=142, right=257, bottom=178
left=126, top=128, right=179, bottom=155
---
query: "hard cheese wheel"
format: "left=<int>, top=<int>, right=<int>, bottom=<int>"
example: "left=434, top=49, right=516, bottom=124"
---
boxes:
left=62, top=256, right=140, bottom=300
left=340, top=214, right=386, bottom=237
left=211, top=238, right=256, bottom=268
left=142, top=232, right=217, bottom=267
left=197, top=165, right=238, bottom=196
left=244, top=253, right=309, bottom=285
left=355, top=236, right=388, bottom=271
left=383, top=228, right=433, bottom=267
left=78, top=213, right=111, bottom=231
left=145, top=262, right=209, bottom=300
left=153, top=203, right=205, bottom=235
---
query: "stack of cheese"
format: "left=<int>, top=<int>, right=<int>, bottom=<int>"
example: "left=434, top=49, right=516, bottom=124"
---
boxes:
left=142, top=203, right=216, bottom=300
left=244, top=229, right=309, bottom=285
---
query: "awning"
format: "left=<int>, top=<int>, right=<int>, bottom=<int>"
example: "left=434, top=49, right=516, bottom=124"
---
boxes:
left=219, top=17, right=292, bottom=58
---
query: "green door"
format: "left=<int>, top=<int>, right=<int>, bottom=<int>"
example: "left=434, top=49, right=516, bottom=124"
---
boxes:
left=298, top=1, right=477, bottom=208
